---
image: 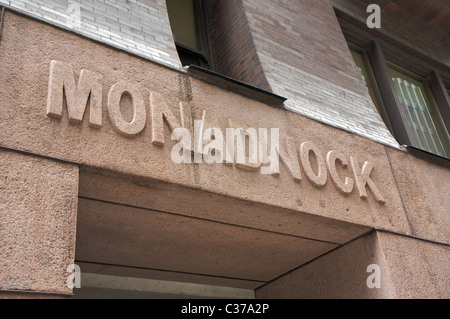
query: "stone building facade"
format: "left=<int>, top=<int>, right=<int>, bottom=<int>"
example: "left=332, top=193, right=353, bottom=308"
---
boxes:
left=0, top=0, right=449, bottom=299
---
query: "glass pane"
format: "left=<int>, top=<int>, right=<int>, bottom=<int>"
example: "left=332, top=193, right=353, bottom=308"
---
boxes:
left=166, top=0, right=199, bottom=51
left=389, top=64, right=450, bottom=157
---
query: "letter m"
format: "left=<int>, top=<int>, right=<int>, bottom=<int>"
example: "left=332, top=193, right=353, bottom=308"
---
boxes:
left=46, top=60, right=103, bottom=127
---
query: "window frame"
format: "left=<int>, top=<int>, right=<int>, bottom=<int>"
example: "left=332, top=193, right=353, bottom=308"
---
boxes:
left=167, top=0, right=214, bottom=70
left=336, top=14, right=450, bottom=158
left=387, top=62, right=450, bottom=157
left=349, top=43, right=393, bottom=134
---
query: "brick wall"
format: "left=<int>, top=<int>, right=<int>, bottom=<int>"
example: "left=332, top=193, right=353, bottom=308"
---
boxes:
left=0, top=0, right=400, bottom=149
left=241, top=0, right=399, bottom=148
left=0, top=0, right=181, bottom=68
left=208, top=0, right=270, bottom=91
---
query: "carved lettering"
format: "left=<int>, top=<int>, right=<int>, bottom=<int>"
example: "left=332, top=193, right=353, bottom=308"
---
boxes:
left=350, top=157, right=385, bottom=204
left=46, top=60, right=103, bottom=127
left=203, top=127, right=224, bottom=164
left=326, top=150, right=354, bottom=194
left=171, top=127, right=192, bottom=164
left=366, top=4, right=381, bottom=29
left=259, top=128, right=280, bottom=175
left=199, top=110, right=223, bottom=159
left=150, top=92, right=183, bottom=146
left=45, top=61, right=387, bottom=204
left=224, top=127, right=235, bottom=166
left=107, top=81, right=146, bottom=136
left=228, top=119, right=261, bottom=171
left=272, top=136, right=302, bottom=182
left=300, top=141, right=327, bottom=187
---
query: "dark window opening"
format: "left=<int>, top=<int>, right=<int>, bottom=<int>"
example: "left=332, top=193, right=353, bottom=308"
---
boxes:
left=166, top=0, right=212, bottom=69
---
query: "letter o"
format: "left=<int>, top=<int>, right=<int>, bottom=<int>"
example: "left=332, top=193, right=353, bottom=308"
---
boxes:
left=300, top=141, right=327, bottom=187
left=107, top=81, right=146, bottom=136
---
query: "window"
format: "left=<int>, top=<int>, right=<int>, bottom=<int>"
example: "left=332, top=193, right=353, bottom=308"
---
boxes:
left=166, top=0, right=212, bottom=69
left=388, top=63, right=450, bottom=158
left=338, top=14, right=450, bottom=159
left=349, top=42, right=450, bottom=158
left=350, top=46, right=392, bottom=133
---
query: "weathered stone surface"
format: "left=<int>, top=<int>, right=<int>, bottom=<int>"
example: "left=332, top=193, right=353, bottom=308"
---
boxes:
left=385, top=147, right=450, bottom=244
left=377, top=231, right=450, bottom=299
left=256, top=231, right=450, bottom=298
left=0, top=9, right=448, bottom=299
left=0, top=150, right=79, bottom=294
left=75, top=197, right=338, bottom=285
left=255, top=231, right=394, bottom=298
left=0, top=11, right=410, bottom=238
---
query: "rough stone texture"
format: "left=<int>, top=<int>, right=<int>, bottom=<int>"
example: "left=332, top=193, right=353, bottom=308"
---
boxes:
left=75, top=197, right=338, bottom=287
left=385, top=147, right=450, bottom=245
left=377, top=231, right=450, bottom=299
left=0, top=291, right=69, bottom=299
left=78, top=168, right=371, bottom=245
left=0, top=10, right=411, bottom=237
left=0, top=149, right=79, bottom=295
left=73, top=168, right=373, bottom=288
left=256, top=231, right=450, bottom=298
left=255, top=231, right=395, bottom=298
left=188, top=76, right=410, bottom=235
left=0, top=9, right=448, bottom=298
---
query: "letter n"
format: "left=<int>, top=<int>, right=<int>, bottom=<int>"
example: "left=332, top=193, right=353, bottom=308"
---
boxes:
left=46, top=60, right=103, bottom=127
left=150, top=92, right=183, bottom=146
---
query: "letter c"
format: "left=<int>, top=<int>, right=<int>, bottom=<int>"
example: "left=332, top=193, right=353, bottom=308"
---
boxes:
left=326, top=150, right=354, bottom=194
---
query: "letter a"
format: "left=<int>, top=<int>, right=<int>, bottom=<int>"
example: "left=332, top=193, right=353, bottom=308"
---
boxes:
left=366, top=4, right=381, bottom=29
left=66, top=264, right=81, bottom=289
left=366, top=264, right=381, bottom=288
